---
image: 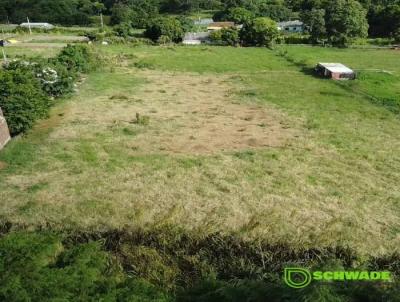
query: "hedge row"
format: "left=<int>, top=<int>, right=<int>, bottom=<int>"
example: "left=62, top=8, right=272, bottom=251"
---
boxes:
left=0, top=44, right=96, bottom=136
left=0, top=229, right=399, bottom=301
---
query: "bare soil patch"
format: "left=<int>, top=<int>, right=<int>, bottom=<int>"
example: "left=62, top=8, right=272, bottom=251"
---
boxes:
left=117, top=70, right=293, bottom=154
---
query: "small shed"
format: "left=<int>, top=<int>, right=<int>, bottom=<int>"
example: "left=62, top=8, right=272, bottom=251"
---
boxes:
left=20, top=22, right=54, bottom=29
left=207, top=22, right=235, bottom=31
left=0, top=108, right=11, bottom=150
left=315, top=63, right=356, bottom=80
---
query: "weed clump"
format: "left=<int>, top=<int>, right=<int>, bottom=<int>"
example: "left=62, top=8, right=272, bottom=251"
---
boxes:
left=134, top=113, right=150, bottom=125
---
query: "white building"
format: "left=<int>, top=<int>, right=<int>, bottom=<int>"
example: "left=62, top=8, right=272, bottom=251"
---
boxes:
left=20, top=22, right=55, bottom=29
left=183, top=32, right=210, bottom=45
left=278, top=20, right=304, bottom=33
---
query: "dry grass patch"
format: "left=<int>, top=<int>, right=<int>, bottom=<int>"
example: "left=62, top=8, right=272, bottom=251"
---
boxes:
left=51, top=69, right=294, bottom=155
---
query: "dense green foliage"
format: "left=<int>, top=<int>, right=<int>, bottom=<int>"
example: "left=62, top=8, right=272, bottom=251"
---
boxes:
left=56, top=44, right=96, bottom=74
left=1, top=0, right=399, bottom=42
left=0, top=0, right=105, bottom=25
left=301, top=9, right=326, bottom=44
left=0, top=230, right=399, bottom=301
left=0, top=68, right=51, bottom=136
left=240, top=17, right=280, bottom=47
left=144, top=17, right=185, bottom=43
left=0, top=232, right=171, bottom=302
left=325, top=0, right=369, bottom=45
left=210, top=27, right=240, bottom=46
left=0, top=45, right=96, bottom=135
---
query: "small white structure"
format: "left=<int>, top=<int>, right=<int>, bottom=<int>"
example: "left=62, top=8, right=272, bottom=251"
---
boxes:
left=20, top=22, right=54, bottom=29
left=194, top=18, right=214, bottom=26
left=315, top=63, right=356, bottom=80
left=278, top=20, right=304, bottom=33
left=183, top=32, right=210, bottom=45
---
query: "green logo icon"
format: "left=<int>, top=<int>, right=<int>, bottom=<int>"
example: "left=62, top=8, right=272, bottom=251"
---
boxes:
left=284, top=267, right=312, bottom=289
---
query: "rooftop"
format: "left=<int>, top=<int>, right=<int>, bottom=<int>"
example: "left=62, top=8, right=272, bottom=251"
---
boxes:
left=194, top=18, right=214, bottom=25
left=318, top=63, right=354, bottom=74
left=278, top=20, right=303, bottom=27
left=20, top=22, right=54, bottom=27
left=207, top=22, right=235, bottom=28
left=183, top=32, right=210, bottom=41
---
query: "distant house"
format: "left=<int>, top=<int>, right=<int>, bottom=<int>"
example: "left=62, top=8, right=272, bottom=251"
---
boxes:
left=194, top=18, right=214, bottom=26
left=183, top=32, right=210, bottom=45
left=315, top=63, right=356, bottom=80
left=207, top=22, right=235, bottom=31
left=277, top=20, right=304, bottom=33
left=0, top=107, right=11, bottom=150
left=20, top=22, right=54, bottom=29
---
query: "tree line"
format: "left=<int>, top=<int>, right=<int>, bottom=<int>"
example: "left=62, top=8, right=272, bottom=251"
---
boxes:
left=0, top=0, right=399, bottom=39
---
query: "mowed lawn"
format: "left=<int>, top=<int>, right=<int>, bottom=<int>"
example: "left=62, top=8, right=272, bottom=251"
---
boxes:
left=0, top=44, right=399, bottom=257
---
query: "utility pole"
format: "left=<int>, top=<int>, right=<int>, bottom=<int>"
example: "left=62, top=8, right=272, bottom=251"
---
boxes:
left=27, top=17, right=32, bottom=34
left=100, top=13, right=104, bottom=29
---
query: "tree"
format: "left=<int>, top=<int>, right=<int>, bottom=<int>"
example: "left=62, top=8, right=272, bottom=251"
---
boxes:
left=325, top=0, right=369, bottom=46
left=110, top=3, right=133, bottom=25
left=144, top=17, right=184, bottom=43
left=240, top=17, right=280, bottom=47
left=301, top=8, right=327, bottom=44
left=227, top=7, right=254, bottom=24
left=210, top=27, right=240, bottom=46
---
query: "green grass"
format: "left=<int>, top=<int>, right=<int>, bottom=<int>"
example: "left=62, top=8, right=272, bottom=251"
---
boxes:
left=103, top=45, right=294, bottom=73
left=1, top=43, right=400, bottom=260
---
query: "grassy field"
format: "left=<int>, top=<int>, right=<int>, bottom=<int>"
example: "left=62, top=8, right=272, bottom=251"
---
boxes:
left=1, top=43, right=400, bottom=261
left=2, top=33, right=88, bottom=58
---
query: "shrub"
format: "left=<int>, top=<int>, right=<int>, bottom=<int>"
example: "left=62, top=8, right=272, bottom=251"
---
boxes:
left=240, top=17, right=280, bottom=47
left=144, top=17, right=184, bottom=43
left=114, top=22, right=135, bottom=38
left=0, top=69, right=51, bottom=136
left=56, top=44, right=96, bottom=74
left=210, top=28, right=240, bottom=46
left=4, top=59, right=74, bottom=97
left=0, top=44, right=96, bottom=136
left=283, top=33, right=310, bottom=44
left=0, top=232, right=171, bottom=302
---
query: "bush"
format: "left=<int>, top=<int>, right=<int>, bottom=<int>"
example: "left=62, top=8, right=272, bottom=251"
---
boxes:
left=144, top=17, right=184, bottom=43
left=0, top=69, right=51, bottom=136
left=56, top=44, right=96, bottom=74
left=0, top=231, right=171, bottom=302
left=4, top=59, right=74, bottom=97
left=0, top=44, right=96, bottom=136
left=114, top=22, right=135, bottom=38
left=210, top=28, right=240, bottom=46
left=283, top=33, right=310, bottom=44
left=240, top=17, right=280, bottom=47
